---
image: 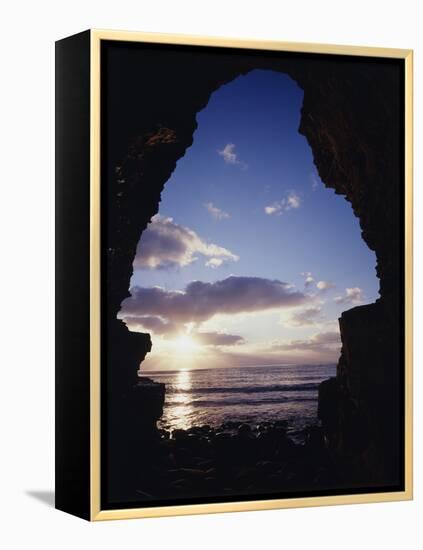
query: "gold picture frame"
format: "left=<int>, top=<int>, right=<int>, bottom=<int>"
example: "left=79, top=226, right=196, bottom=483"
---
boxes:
left=56, top=29, right=413, bottom=521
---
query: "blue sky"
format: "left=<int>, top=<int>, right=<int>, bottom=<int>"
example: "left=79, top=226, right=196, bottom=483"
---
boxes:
left=120, top=69, right=379, bottom=370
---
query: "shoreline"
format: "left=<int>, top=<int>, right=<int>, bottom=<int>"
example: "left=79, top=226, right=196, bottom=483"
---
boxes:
left=133, top=418, right=350, bottom=502
left=159, top=418, right=315, bottom=444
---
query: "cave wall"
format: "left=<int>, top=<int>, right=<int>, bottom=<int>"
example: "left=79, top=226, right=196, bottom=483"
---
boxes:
left=102, top=40, right=404, bottom=494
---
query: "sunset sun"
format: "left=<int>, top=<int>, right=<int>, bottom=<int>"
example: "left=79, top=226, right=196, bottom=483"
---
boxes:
left=173, top=334, right=199, bottom=354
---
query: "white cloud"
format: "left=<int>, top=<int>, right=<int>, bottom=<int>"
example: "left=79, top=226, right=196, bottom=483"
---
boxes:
left=305, top=275, right=314, bottom=287
left=298, top=275, right=335, bottom=291
left=301, top=271, right=315, bottom=287
left=264, top=205, right=279, bottom=215
left=286, top=193, right=301, bottom=209
left=122, top=315, right=179, bottom=336
left=264, top=191, right=302, bottom=216
left=316, top=280, right=336, bottom=291
left=334, top=287, right=364, bottom=305
left=287, top=306, right=323, bottom=327
left=275, top=330, right=341, bottom=354
left=194, top=331, right=244, bottom=347
left=218, top=143, right=247, bottom=169
left=205, top=258, right=224, bottom=268
left=204, top=202, right=230, bottom=220
left=134, top=215, right=239, bottom=269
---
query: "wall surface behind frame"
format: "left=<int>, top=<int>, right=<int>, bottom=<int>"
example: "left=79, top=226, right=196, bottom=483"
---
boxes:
left=0, top=1, right=421, bottom=549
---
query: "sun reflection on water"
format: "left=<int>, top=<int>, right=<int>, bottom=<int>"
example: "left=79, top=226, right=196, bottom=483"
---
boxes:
left=167, top=369, right=194, bottom=431
left=175, top=369, right=192, bottom=391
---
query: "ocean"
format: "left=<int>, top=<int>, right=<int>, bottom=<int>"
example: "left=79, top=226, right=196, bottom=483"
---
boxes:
left=148, top=364, right=336, bottom=438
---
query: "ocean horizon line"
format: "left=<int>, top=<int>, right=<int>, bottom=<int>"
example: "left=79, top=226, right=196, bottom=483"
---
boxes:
left=141, top=362, right=337, bottom=375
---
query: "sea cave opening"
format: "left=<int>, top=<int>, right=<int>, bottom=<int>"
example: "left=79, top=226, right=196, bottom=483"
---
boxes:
left=117, top=69, right=379, bottom=437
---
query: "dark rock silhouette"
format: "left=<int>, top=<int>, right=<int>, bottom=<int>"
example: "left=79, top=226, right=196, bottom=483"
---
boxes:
left=102, top=41, right=404, bottom=503
left=131, top=422, right=352, bottom=502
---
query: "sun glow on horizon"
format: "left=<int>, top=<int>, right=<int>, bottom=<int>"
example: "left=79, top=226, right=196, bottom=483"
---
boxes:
left=173, top=334, right=200, bottom=355
left=140, top=332, right=210, bottom=371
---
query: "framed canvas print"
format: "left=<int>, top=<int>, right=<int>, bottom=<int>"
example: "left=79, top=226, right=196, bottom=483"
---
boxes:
left=55, top=29, right=413, bottom=521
